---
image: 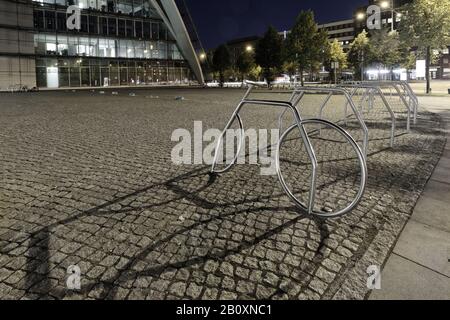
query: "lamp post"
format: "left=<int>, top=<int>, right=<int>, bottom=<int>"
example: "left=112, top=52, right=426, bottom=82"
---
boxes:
left=381, top=0, right=403, bottom=32
left=380, top=1, right=393, bottom=32
left=359, top=49, right=365, bottom=81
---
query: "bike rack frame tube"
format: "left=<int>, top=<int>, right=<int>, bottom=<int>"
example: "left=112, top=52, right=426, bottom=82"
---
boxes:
left=289, top=87, right=370, bottom=156
left=210, top=108, right=244, bottom=174
left=400, top=81, right=419, bottom=124
left=277, top=119, right=368, bottom=218
left=211, top=82, right=369, bottom=217
left=393, top=83, right=411, bottom=131
left=340, top=84, right=396, bottom=148
left=377, top=83, right=412, bottom=132
left=210, top=96, right=319, bottom=214
left=358, top=81, right=415, bottom=129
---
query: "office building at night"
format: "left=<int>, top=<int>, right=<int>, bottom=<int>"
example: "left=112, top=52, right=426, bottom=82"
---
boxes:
left=0, top=0, right=203, bottom=90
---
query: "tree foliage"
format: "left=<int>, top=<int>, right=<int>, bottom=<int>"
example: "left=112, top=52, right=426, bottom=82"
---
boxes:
left=212, top=44, right=231, bottom=86
left=369, top=28, right=404, bottom=72
left=348, top=30, right=371, bottom=80
left=254, top=26, right=283, bottom=86
left=284, top=10, right=329, bottom=85
left=328, top=38, right=348, bottom=69
left=399, top=0, right=450, bottom=92
left=236, top=51, right=254, bottom=81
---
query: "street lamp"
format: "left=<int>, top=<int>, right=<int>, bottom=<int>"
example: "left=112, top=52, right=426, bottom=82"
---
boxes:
left=199, top=53, right=206, bottom=61
left=380, top=1, right=389, bottom=9
left=246, top=45, right=253, bottom=53
left=356, top=12, right=365, bottom=21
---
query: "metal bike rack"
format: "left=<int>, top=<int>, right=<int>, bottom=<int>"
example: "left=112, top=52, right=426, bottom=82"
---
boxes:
left=211, top=81, right=368, bottom=218
left=276, top=86, right=370, bottom=157
left=382, top=81, right=418, bottom=125
left=397, top=81, right=419, bottom=124
left=349, top=81, right=418, bottom=130
left=339, top=84, right=397, bottom=148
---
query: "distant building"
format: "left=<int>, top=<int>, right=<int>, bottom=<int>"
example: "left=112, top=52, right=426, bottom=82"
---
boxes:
left=0, top=0, right=204, bottom=90
left=435, top=47, right=450, bottom=80
left=279, top=19, right=356, bottom=51
left=226, top=35, right=259, bottom=68
left=317, top=19, right=355, bottom=51
left=354, top=0, right=413, bottom=34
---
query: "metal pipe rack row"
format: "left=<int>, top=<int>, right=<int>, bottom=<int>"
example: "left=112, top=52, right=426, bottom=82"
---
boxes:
left=210, top=81, right=368, bottom=218
left=210, top=81, right=419, bottom=218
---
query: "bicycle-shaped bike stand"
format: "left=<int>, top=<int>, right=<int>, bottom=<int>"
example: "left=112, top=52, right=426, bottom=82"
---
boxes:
left=210, top=81, right=368, bottom=219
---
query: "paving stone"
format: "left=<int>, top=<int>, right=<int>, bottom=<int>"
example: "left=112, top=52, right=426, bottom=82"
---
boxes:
left=0, top=89, right=445, bottom=300
left=186, top=283, right=203, bottom=299
left=169, top=282, right=186, bottom=297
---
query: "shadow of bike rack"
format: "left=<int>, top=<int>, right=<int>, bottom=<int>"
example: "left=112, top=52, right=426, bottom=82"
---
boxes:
left=210, top=81, right=368, bottom=218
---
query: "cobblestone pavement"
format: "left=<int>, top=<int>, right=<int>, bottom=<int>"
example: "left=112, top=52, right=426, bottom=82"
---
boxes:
left=0, top=88, right=446, bottom=300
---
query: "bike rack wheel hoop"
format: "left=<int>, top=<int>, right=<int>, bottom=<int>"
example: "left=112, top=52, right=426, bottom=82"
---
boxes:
left=276, top=118, right=368, bottom=218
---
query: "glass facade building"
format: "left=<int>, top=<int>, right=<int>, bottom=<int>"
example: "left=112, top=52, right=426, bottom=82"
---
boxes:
left=0, top=0, right=203, bottom=89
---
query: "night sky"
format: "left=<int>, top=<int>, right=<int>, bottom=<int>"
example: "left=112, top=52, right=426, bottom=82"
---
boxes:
left=184, top=0, right=369, bottom=50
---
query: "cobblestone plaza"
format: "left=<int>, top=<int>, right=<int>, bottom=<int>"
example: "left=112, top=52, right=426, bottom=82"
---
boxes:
left=0, top=88, right=446, bottom=300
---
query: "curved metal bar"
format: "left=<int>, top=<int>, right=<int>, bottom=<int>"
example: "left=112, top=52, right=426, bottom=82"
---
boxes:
left=289, top=86, right=370, bottom=157
left=212, top=87, right=368, bottom=217
left=278, top=91, right=305, bottom=133
left=276, top=118, right=367, bottom=218
left=399, top=81, right=419, bottom=124
left=357, top=81, right=415, bottom=130
left=391, top=83, right=411, bottom=131
left=211, top=111, right=244, bottom=174
left=235, top=99, right=319, bottom=214
left=340, top=84, right=397, bottom=148
left=212, top=98, right=319, bottom=214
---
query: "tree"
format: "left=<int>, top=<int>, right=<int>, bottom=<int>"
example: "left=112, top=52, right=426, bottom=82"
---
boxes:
left=369, top=28, right=404, bottom=79
left=284, top=10, right=329, bottom=86
left=248, top=65, right=262, bottom=81
left=201, top=51, right=215, bottom=82
left=348, top=30, right=371, bottom=80
left=402, top=51, right=417, bottom=80
left=254, top=25, right=283, bottom=87
left=399, top=0, right=450, bottom=93
left=328, top=39, right=348, bottom=83
left=236, top=51, right=254, bottom=81
left=282, top=61, right=299, bottom=83
left=212, top=44, right=231, bottom=87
